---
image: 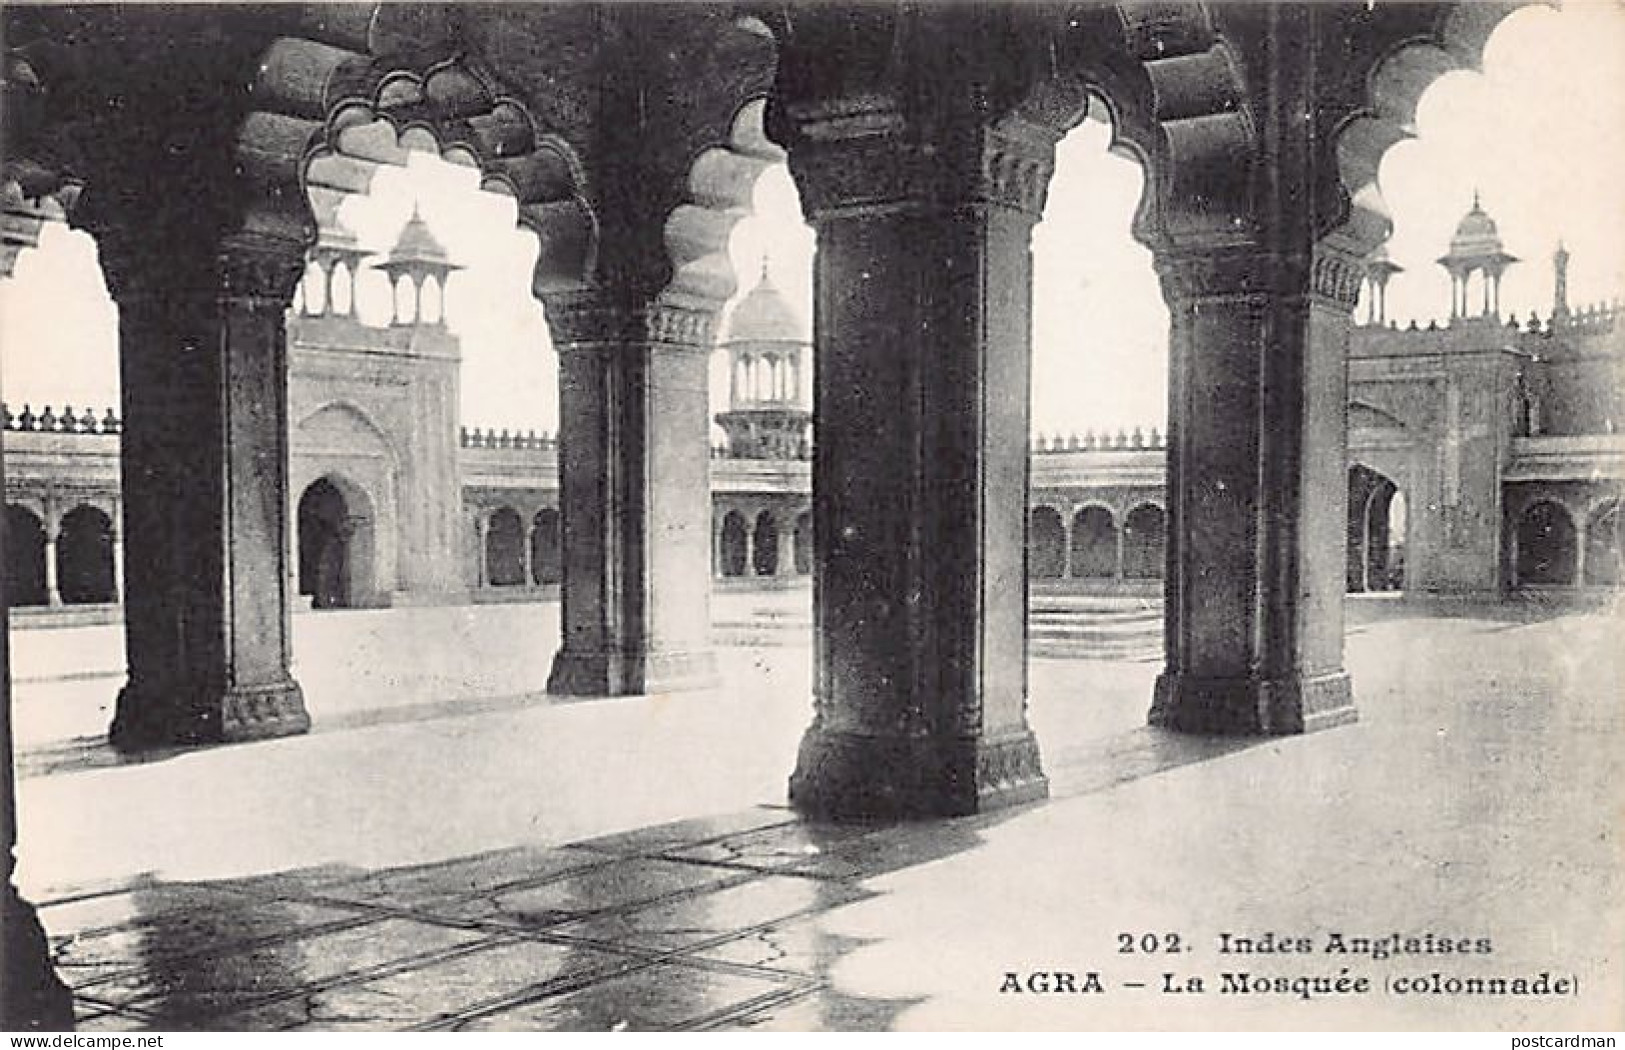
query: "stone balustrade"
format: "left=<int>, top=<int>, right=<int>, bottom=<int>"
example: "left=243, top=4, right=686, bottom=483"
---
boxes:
left=1031, top=426, right=1163, bottom=453
left=1, top=402, right=121, bottom=434
left=459, top=426, right=556, bottom=451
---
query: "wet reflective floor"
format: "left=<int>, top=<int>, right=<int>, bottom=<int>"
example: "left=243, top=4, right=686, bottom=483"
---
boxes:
left=52, top=806, right=978, bottom=1031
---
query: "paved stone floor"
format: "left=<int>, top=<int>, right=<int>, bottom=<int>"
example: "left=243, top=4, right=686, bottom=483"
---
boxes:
left=13, top=592, right=1625, bottom=1030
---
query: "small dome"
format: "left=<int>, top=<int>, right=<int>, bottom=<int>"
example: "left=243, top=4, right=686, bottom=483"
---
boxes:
left=385, top=206, right=456, bottom=269
left=1444, top=193, right=1506, bottom=259
left=724, top=266, right=807, bottom=344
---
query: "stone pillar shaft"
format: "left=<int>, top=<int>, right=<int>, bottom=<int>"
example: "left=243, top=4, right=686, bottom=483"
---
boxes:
left=107, top=242, right=309, bottom=748
left=545, top=292, right=718, bottom=696
left=42, top=532, right=59, bottom=606
left=785, top=119, right=1053, bottom=818
left=1150, top=244, right=1361, bottom=735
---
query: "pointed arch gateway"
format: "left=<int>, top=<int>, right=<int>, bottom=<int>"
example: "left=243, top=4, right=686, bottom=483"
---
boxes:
left=297, top=474, right=380, bottom=609
left=56, top=504, right=116, bottom=604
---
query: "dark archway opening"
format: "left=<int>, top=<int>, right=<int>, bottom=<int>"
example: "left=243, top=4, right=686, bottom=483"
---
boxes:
left=57, top=505, right=116, bottom=604
left=793, top=511, right=812, bottom=575
left=298, top=479, right=352, bottom=608
left=720, top=511, right=748, bottom=578
left=752, top=511, right=779, bottom=576
left=1029, top=507, right=1066, bottom=578
left=1516, top=500, right=1578, bottom=586
left=531, top=508, right=561, bottom=586
left=486, top=507, right=525, bottom=587
left=1348, top=465, right=1405, bottom=593
left=4, top=505, right=48, bottom=607
left=1122, top=504, right=1165, bottom=580
left=1070, top=506, right=1117, bottom=578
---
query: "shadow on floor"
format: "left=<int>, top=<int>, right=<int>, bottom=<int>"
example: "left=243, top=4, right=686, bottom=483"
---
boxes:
left=43, top=718, right=1264, bottom=1033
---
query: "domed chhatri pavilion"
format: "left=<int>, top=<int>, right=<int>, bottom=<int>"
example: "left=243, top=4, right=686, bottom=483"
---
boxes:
left=1437, top=191, right=1520, bottom=320
left=715, top=263, right=812, bottom=461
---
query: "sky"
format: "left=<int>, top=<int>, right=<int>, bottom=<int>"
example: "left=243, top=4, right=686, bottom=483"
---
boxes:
left=1, top=2, right=1621, bottom=437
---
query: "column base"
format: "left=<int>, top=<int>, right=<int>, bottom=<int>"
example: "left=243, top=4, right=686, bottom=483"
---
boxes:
left=2, top=886, right=74, bottom=1031
left=788, top=724, right=1048, bottom=820
left=1149, top=670, right=1356, bottom=735
left=546, top=646, right=719, bottom=698
left=110, top=676, right=310, bottom=750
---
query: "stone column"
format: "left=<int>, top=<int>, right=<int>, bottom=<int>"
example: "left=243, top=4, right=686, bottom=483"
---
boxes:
left=474, top=512, right=489, bottom=588
left=784, top=114, right=1054, bottom=818
left=111, top=529, right=124, bottom=604
left=1149, top=242, right=1363, bottom=734
left=778, top=518, right=796, bottom=579
left=544, top=291, right=718, bottom=696
left=42, top=523, right=60, bottom=607
left=105, top=237, right=310, bottom=748
left=1574, top=517, right=1588, bottom=588
left=521, top=519, right=536, bottom=589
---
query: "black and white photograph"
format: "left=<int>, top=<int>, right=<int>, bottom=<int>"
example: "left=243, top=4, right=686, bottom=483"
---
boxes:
left=1, top=0, right=1621, bottom=1034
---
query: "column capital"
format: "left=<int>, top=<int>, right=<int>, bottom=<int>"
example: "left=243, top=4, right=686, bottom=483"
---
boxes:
left=97, top=230, right=307, bottom=311
left=1153, top=242, right=1280, bottom=303
left=540, top=288, right=722, bottom=353
left=782, top=98, right=1056, bottom=223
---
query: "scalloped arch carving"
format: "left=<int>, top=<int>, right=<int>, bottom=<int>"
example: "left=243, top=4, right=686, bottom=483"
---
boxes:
left=1324, top=1, right=1546, bottom=255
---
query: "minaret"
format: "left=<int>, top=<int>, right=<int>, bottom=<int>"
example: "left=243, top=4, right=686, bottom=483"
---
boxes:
left=715, top=258, right=812, bottom=459
left=374, top=204, right=462, bottom=327
left=1552, top=240, right=1571, bottom=323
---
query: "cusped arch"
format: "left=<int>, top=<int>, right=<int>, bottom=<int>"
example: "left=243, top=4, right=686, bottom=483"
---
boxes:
left=1323, top=2, right=1545, bottom=252
left=274, top=36, right=596, bottom=294
left=665, top=95, right=784, bottom=308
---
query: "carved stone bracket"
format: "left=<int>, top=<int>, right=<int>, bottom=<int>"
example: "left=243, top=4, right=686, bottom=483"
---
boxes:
left=541, top=287, right=721, bottom=353
left=978, top=122, right=1058, bottom=217
left=1310, top=242, right=1365, bottom=312
left=782, top=92, right=1059, bottom=225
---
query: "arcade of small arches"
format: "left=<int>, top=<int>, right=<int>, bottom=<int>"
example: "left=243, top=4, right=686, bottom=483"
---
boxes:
left=714, top=503, right=813, bottom=580
left=731, top=353, right=800, bottom=406
left=470, top=501, right=563, bottom=591
left=1508, top=493, right=1625, bottom=589
left=1027, top=501, right=1166, bottom=585
left=2, top=500, right=119, bottom=608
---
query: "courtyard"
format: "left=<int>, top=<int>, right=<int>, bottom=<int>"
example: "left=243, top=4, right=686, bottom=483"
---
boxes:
left=12, top=593, right=1622, bottom=1030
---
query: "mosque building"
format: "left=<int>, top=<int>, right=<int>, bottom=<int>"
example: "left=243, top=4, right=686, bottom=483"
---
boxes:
left=3, top=196, right=1621, bottom=618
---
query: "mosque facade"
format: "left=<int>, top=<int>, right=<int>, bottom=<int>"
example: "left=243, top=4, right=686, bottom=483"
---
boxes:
left=3, top=199, right=1621, bottom=620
